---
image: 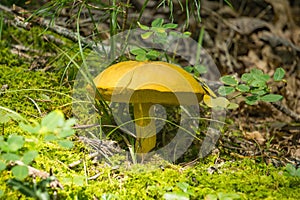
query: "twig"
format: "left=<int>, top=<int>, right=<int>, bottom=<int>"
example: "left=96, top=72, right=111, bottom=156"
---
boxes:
left=271, top=101, right=300, bottom=122
left=0, top=4, right=95, bottom=48
left=73, top=124, right=100, bottom=129
left=14, top=160, right=64, bottom=189
left=68, top=152, right=99, bottom=168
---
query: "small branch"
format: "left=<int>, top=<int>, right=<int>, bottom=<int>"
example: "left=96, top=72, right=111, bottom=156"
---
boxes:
left=14, top=161, right=64, bottom=189
left=68, top=152, right=99, bottom=168
left=271, top=101, right=300, bottom=122
left=0, top=4, right=95, bottom=48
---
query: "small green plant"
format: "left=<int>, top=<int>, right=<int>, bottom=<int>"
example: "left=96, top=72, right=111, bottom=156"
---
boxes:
left=0, top=109, right=76, bottom=199
left=0, top=11, right=3, bottom=41
left=20, top=110, right=76, bottom=149
left=163, top=182, right=195, bottom=200
left=131, top=18, right=191, bottom=61
left=204, top=192, right=241, bottom=200
left=0, top=110, right=37, bottom=181
left=7, top=176, right=56, bottom=200
left=218, top=67, right=285, bottom=108
left=0, top=134, right=38, bottom=180
left=284, top=163, right=300, bottom=177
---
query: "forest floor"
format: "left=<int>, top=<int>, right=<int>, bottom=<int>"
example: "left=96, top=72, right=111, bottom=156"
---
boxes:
left=0, top=0, right=299, bottom=199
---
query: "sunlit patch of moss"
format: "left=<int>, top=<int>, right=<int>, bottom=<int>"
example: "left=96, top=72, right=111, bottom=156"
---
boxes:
left=0, top=41, right=25, bottom=66
left=0, top=24, right=80, bottom=118
left=0, top=64, right=71, bottom=117
left=15, top=156, right=296, bottom=200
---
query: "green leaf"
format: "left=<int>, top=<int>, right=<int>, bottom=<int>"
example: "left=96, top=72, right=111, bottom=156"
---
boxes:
left=39, top=93, right=51, bottom=101
left=169, top=31, right=181, bottom=38
left=250, top=89, right=267, bottom=96
left=218, top=86, right=235, bottom=96
left=0, top=112, right=11, bottom=124
left=0, top=189, right=3, bottom=197
left=102, top=193, right=118, bottom=200
left=64, top=118, right=76, bottom=127
left=245, top=95, right=259, bottom=105
left=260, top=94, right=283, bottom=102
left=136, top=54, right=147, bottom=61
left=73, top=175, right=86, bottom=186
left=44, top=134, right=57, bottom=141
left=41, top=110, right=64, bottom=133
left=241, top=73, right=253, bottom=83
left=184, top=66, right=193, bottom=73
left=58, top=129, right=75, bottom=138
left=12, top=165, right=29, bottom=180
left=141, top=31, right=153, bottom=39
left=250, top=68, right=264, bottom=76
left=146, top=50, right=161, bottom=59
left=220, top=75, right=238, bottom=86
left=151, top=18, right=164, bottom=27
left=130, top=48, right=146, bottom=56
left=7, top=179, right=36, bottom=197
left=22, top=150, right=38, bottom=165
left=297, top=169, right=300, bottom=177
left=274, top=67, right=285, bottom=81
left=217, top=192, right=241, bottom=199
left=0, top=140, right=9, bottom=152
left=183, top=31, right=191, bottom=37
left=176, top=182, right=189, bottom=193
left=205, top=194, right=218, bottom=200
left=151, top=27, right=166, bottom=33
left=19, top=121, right=40, bottom=134
left=7, top=135, right=24, bottom=152
left=58, top=140, right=74, bottom=149
left=194, top=64, right=207, bottom=74
left=236, top=84, right=250, bottom=92
left=0, top=160, right=6, bottom=172
left=137, top=22, right=149, bottom=30
left=284, top=164, right=296, bottom=177
left=213, top=97, right=230, bottom=108
left=153, top=32, right=168, bottom=43
left=253, top=74, right=270, bottom=82
left=163, top=192, right=189, bottom=200
left=1, top=153, right=20, bottom=161
left=250, top=80, right=266, bottom=88
left=163, top=23, right=178, bottom=29
left=227, top=102, right=239, bottom=110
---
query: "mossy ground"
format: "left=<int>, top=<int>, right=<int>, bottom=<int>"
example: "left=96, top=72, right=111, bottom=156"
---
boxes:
left=0, top=22, right=299, bottom=200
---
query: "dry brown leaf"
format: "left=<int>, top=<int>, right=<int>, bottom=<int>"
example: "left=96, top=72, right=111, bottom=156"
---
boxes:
left=228, top=17, right=271, bottom=35
left=294, top=148, right=300, bottom=159
left=264, top=0, right=295, bottom=32
left=243, top=131, right=266, bottom=145
left=238, top=50, right=268, bottom=71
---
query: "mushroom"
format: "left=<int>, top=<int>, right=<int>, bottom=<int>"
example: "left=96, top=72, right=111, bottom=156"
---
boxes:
left=89, top=61, right=215, bottom=154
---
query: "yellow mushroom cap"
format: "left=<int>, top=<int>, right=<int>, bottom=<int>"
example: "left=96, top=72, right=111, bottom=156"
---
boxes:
left=90, top=61, right=206, bottom=105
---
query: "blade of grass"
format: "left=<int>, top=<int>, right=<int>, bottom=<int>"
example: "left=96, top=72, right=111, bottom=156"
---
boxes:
left=0, top=11, right=3, bottom=40
left=0, top=106, right=28, bottom=123
left=195, top=26, right=205, bottom=66
left=193, top=0, right=201, bottom=23
left=185, top=0, right=190, bottom=28
left=137, top=0, right=150, bottom=22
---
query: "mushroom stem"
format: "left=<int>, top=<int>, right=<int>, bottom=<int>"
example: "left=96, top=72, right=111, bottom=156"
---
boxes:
left=133, top=103, right=156, bottom=153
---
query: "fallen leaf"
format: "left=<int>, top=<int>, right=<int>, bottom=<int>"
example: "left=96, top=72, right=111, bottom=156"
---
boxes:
left=243, top=131, right=266, bottom=145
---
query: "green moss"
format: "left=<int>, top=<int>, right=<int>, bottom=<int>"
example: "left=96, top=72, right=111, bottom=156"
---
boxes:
left=14, top=157, right=295, bottom=200
left=0, top=64, right=72, bottom=117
